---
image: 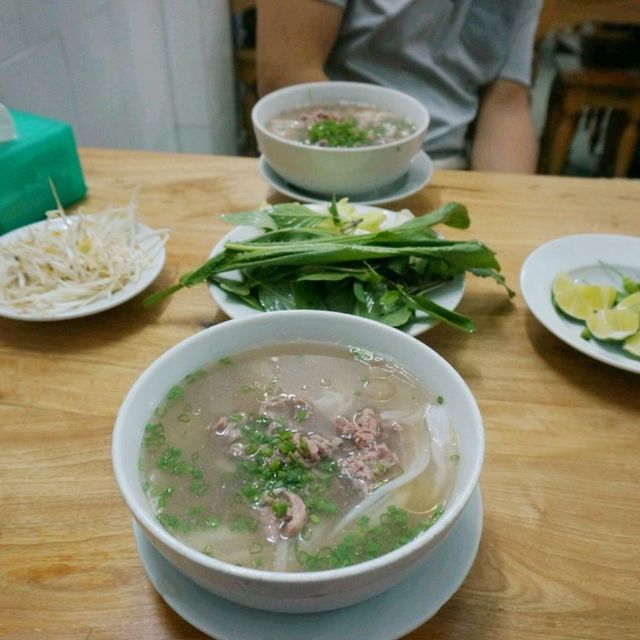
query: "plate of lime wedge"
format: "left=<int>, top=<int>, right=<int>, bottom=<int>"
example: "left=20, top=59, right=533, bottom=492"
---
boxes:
left=520, top=234, right=640, bottom=374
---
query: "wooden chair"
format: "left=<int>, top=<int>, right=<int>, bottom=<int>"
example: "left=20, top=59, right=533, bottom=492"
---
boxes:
left=537, top=1, right=640, bottom=176
left=539, top=59, right=640, bottom=176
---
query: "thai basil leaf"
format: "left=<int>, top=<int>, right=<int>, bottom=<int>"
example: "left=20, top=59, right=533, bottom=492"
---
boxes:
left=292, top=282, right=327, bottom=309
left=469, top=267, right=516, bottom=298
left=257, top=282, right=297, bottom=311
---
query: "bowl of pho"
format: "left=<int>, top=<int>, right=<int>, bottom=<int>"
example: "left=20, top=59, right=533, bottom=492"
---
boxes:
left=252, top=81, right=430, bottom=197
left=112, top=310, right=483, bottom=613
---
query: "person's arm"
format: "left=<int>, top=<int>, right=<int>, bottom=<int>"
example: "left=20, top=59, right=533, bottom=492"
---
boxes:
left=256, top=0, right=343, bottom=96
left=470, top=78, right=538, bottom=173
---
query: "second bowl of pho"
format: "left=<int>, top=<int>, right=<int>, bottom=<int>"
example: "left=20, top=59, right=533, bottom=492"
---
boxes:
left=112, top=310, right=483, bottom=613
left=252, top=81, right=430, bottom=196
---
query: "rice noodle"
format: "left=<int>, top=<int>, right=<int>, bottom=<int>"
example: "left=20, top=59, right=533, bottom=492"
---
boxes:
left=273, top=540, right=290, bottom=572
left=0, top=194, right=168, bottom=316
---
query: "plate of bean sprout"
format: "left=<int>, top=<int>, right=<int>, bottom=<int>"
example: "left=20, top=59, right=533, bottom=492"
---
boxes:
left=0, top=200, right=168, bottom=321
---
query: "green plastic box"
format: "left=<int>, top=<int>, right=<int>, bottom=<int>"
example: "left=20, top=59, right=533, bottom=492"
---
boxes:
left=0, top=109, right=87, bottom=234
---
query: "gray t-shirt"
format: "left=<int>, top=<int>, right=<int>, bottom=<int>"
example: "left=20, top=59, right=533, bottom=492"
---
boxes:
left=322, top=0, right=542, bottom=161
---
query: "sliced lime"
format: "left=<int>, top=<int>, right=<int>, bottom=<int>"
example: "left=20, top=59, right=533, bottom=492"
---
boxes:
left=553, top=278, right=617, bottom=321
left=552, top=272, right=575, bottom=298
left=585, top=308, right=640, bottom=341
left=357, top=210, right=387, bottom=232
left=623, top=331, right=640, bottom=357
left=616, top=291, right=640, bottom=315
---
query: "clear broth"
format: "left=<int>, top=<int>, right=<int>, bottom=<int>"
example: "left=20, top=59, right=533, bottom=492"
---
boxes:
left=140, top=342, right=457, bottom=572
left=267, top=101, right=416, bottom=147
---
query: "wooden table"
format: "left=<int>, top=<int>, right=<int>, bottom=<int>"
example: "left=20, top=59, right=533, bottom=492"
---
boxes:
left=1, top=148, right=639, bottom=639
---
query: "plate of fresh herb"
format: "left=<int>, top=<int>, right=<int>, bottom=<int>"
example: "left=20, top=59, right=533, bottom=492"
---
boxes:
left=144, top=200, right=513, bottom=336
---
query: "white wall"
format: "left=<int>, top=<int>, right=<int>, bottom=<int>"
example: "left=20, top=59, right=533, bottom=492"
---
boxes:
left=0, top=0, right=239, bottom=155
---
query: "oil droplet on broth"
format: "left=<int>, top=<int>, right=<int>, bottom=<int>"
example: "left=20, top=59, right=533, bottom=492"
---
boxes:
left=368, top=363, right=394, bottom=378
left=363, top=377, right=397, bottom=401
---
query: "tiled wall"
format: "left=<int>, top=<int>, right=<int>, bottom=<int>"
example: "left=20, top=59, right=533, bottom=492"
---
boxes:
left=0, top=0, right=239, bottom=154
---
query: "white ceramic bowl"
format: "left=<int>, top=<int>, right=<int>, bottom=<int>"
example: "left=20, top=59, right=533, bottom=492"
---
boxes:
left=252, top=81, right=430, bottom=196
left=112, top=310, right=483, bottom=613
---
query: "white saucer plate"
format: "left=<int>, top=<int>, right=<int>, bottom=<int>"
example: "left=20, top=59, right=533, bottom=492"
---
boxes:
left=134, top=486, right=482, bottom=640
left=259, top=150, right=434, bottom=206
left=520, top=233, right=640, bottom=374
left=208, top=204, right=465, bottom=337
left=0, top=219, right=166, bottom=322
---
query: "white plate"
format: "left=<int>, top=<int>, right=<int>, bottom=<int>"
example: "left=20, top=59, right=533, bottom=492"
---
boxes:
left=0, top=218, right=166, bottom=322
left=259, top=150, right=434, bottom=206
left=520, top=234, right=640, bottom=374
left=207, top=204, right=465, bottom=337
left=134, top=486, right=482, bottom=640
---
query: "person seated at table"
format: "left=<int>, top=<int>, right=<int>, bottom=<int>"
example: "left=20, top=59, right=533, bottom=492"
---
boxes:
left=255, top=0, right=542, bottom=173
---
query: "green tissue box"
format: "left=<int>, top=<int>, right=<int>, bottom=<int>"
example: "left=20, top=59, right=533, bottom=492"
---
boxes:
left=0, top=109, right=87, bottom=234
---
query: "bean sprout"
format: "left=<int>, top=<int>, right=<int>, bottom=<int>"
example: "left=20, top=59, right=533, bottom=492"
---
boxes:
left=0, top=195, right=169, bottom=316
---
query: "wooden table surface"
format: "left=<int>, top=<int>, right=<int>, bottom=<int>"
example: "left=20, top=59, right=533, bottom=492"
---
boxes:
left=1, top=148, right=639, bottom=640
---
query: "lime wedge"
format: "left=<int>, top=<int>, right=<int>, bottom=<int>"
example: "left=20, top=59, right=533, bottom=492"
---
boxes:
left=357, top=210, right=387, bottom=232
left=585, top=308, right=640, bottom=341
left=553, top=275, right=617, bottom=321
left=552, top=272, right=575, bottom=296
left=579, top=284, right=618, bottom=309
left=623, top=331, right=640, bottom=357
left=616, top=291, right=640, bottom=315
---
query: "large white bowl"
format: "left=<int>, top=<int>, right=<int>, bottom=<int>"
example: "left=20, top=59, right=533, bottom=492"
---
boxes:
left=112, top=310, right=483, bottom=613
left=252, top=82, right=430, bottom=196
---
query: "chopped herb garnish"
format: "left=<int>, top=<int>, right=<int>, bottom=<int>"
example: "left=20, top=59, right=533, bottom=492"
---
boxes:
left=272, top=501, right=289, bottom=518
left=157, top=512, right=188, bottom=533
left=156, top=446, right=206, bottom=491
left=230, top=515, right=259, bottom=532
left=309, top=496, right=338, bottom=515
left=143, top=422, right=165, bottom=448
left=190, top=479, right=209, bottom=496
left=184, top=369, right=205, bottom=384
left=228, top=414, right=341, bottom=512
left=295, top=504, right=444, bottom=570
left=307, top=118, right=368, bottom=148
left=166, top=385, right=184, bottom=403
left=156, top=503, right=219, bottom=535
